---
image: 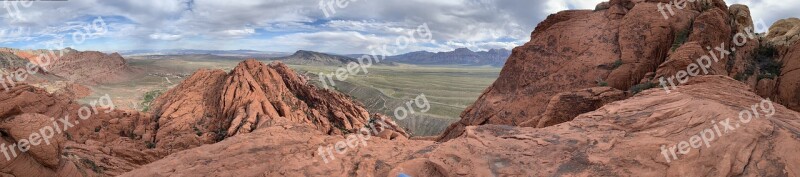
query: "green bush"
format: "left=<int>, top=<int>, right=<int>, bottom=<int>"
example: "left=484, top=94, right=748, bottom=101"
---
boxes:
left=671, top=29, right=690, bottom=51
left=629, top=82, right=657, bottom=95
left=140, top=90, right=163, bottom=112
left=753, top=44, right=782, bottom=81
left=612, top=59, right=623, bottom=70
left=596, top=79, right=609, bottom=87
left=193, top=125, right=203, bottom=136
left=146, top=141, right=156, bottom=149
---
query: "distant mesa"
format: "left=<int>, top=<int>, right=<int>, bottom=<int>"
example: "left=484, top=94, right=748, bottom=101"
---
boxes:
left=269, top=50, right=359, bottom=66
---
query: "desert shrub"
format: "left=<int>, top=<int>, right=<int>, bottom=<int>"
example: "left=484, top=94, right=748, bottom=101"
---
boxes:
left=753, top=43, right=782, bottom=80
left=81, top=158, right=103, bottom=173
left=140, top=90, right=163, bottom=112
left=146, top=141, right=156, bottom=149
left=193, top=125, right=203, bottom=136
left=672, top=29, right=690, bottom=51
left=214, top=128, right=227, bottom=142
left=735, top=63, right=756, bottom=81
left=596, top=78, right=609, bottom=87
left=629, top=82, right=657, bottom=95
left=612, top=59, right=623, bottom=69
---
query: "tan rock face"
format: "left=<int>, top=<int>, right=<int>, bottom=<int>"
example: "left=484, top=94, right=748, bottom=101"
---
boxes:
left=439, top=1, right=714, bottom=141
left=123, top=76, right=800, bottom=177
left=729, top=4, right=753, bottom=33
left=766, top=18, right=800, bottom=46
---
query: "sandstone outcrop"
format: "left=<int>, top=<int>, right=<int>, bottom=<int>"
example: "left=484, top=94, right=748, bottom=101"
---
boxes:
left=123, top=76, right=800, bottom=177
left=766, top=18, right=800, bottom=46
left=776, top=41, right=800, bottom=111
left=521, top=87, right=627, bottom=128
left=439, top=0, right=719, bottom=141
left=147, top=59, right=384, bottom=152
left=0, top=84, right=161, bottom=176
left=744, top=18, right=800, bottom=113
left=46, top=51, right=134, bottom=85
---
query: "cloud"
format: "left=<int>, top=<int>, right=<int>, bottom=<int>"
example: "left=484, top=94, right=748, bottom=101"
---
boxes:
left=149, top=33, right=182, bottom=41
left=215, top=28, right=256, bottom=38
left=0, top=0, right=797, bottom=54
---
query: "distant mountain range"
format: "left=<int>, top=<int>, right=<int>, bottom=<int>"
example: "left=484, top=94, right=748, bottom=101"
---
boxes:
left=385, top=48, right=510, bottom=66
left=116, top=48, right=511, bottom=67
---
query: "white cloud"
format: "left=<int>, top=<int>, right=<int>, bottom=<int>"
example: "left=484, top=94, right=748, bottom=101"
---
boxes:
left=149, top=33, right=182, bottom=41
left=216, top=28, right=256, bottom=38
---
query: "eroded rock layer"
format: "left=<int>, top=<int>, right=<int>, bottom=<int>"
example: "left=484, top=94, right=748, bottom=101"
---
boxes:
left=123, top=76, right=800, bottom=177
left=147, top=59, right=384, bottom=152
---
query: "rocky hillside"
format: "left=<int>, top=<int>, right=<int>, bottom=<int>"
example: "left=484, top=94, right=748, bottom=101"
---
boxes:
left=0, top=59, right=407, bottom=176
left=124, top=76, right=800, bottom=176
left=0, top=48, right=135, bottom=85
left=438, top=0, right=800, bottom=141
left=270, top=50, right=358, bottom=66
left=387, top=48, right=510, bottom=66
left=46, top=50, right=134, bottom=84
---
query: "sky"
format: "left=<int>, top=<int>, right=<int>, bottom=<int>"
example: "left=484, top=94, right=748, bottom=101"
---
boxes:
left=0, top=0, right=796, bottom=54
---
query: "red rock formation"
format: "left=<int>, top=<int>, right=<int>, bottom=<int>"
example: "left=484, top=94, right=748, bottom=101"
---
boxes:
left=45, top=51, right=134, bottom=84
left=147, top=59, right=388, bottom=152
left=122, top=76, right=800, bottom=177
left=521, top=87, right=627, bottom=128
left=0, top=59, right=403, bottom=176
left=439, top=0, right=715, bottom=141
left=0, top=84, right=162, bottom=176
left=777, top=41, right=800, bottom=111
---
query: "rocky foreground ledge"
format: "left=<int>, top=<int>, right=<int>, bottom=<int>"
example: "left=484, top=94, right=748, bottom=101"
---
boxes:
left=123, top=76, right=800, bottom=176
